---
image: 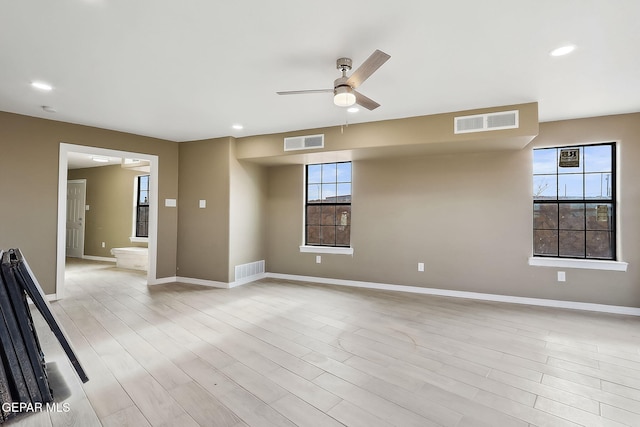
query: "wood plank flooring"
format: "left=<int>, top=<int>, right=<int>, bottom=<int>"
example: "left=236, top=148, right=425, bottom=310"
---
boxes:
left=6, top=258, right=640, bottom=426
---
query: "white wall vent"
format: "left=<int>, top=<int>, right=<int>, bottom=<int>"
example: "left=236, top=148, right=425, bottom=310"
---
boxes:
left=284, top=134, right=324, bottom=151
left=454, top=110, right=519, bottom=134
left=234, top=260, right=265, bottom=282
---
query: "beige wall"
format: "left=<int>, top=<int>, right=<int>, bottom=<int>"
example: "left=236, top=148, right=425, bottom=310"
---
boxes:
left=266, top=113, right=640, bottom=307
left=2, top=108, right=638, bottom=308
left=177, top=138, right=268, bottom=283
left=237, top=102, right=539, bottom=163
left=0, top=111, right=179, bottom=294
left=177, top=138, right=231, bottom=282
left=228, top=142, right=267, bottom=281
left=68, top=165, right=148, bottom=258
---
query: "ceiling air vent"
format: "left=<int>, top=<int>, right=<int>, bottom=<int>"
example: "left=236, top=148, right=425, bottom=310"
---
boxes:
left=284, top=134, right=324, bottom=151
left=454, top=110, right=519, bottom=134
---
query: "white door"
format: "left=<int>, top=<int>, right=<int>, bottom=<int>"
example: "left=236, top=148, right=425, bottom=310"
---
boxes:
left=66, top=180, right=86, bottom=258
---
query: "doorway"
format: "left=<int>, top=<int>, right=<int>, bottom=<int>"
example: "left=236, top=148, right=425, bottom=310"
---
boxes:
left=56, top=143, right=159, bottom=299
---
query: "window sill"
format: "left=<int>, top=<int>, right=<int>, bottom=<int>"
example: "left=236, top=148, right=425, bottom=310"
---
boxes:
left=528, top=257, right=628, bottom=272
left=130, top=236, right=148, bottom=243
left=300, top=246, right=354, bottom=255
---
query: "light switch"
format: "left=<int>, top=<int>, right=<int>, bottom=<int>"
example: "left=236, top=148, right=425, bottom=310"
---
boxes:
left=199, top=200, right=206, bottom=208
left=165, top=199, right=177, bottom=207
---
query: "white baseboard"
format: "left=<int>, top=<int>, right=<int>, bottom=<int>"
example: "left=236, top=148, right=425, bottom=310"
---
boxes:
left=266, top=273, right=640, bottom=317
left=149, top=276, right=178, bottom=286
left=82, top=255, right=116, bottom=263
left=175, top=276, right=230, bottom=288
left=144, top=271, right=640, bottom=316
left=149, top=273, right=267, bottom=289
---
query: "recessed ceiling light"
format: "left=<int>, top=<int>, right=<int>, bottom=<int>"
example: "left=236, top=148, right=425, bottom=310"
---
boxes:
left=347, top=107, right=359, bottom=113
left=232, top=124, right=243, bottom=130
left=31, top=81, right=53, bottom=91
left=550, top=45, right=576, bottom=57
left=92, top=156, right=109, bottom=163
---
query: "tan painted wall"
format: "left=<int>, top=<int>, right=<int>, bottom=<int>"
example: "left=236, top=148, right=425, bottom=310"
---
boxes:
left=228, top=142, right=267, bottom=281
left=177, top=138, right=231, bottom=282
left=0, top=111, right=179, bottom=294
left=68, top=165, right=148, bottom=258
left=266, top=113, right=640, bottom=307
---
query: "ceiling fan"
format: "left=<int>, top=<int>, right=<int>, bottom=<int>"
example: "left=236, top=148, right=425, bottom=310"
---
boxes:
left=277, top=49, right=391, bottom=110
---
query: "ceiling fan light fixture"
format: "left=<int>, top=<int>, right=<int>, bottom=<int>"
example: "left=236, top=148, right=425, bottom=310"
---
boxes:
left=334, top=86, right=356, bottom=107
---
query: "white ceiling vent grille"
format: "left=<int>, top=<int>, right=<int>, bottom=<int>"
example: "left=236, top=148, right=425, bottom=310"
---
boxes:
left=454, top=110, right=519, bottom=134
left=284, top=134, right=324, bottom=151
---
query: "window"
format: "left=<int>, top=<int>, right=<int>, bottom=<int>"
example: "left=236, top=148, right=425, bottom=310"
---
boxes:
left=305, top=162, right=351, bottom=247
left=533, top=143, right=615, bottom=260
left=135, top=175, right=150, bottom=238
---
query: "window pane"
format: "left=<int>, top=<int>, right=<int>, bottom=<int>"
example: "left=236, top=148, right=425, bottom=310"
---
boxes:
left=139, top=191, right=149, bottom=205
left=336, top=226, right=350, bottom=246
left=306, top=206, right=321, bottom=225
left=306, top=226, right=321, bottom=245
left=322, top=163, right=337, bottom=183
left=305, top=162, right=351, bottom=248
left=586, top=203, right=613, bottom=230
left=533, top=175, right=557, bottom=200
left=337, top=162, right=352, bottom=182
left=532, top=144, right=615, bottom=260
left=558, top=147, right=583, bottom=173
left=321, top=206, right=336, bottom=225
left=321, top=183, right=337, bottom=202
left=558, top=174, right=583, bottom=199
left=336, top=205, right=351, bottom=227
left=136, top=206, right=149, bottom=237
left=533, top=148, right=557, bottom=174
left=559, top=203, right=584, bottom=230
left=586, top=231, right=613, bottom=259
left=337, top=183, right=351, bottom=202
left=559, top=230, right=585, bottom=257
left=307, top=184, right=321, bottom=203
left=533, top=230, right=558, bottom=255
left=307, top=165, right=322, bottom=183
left=139, top=175, right=149, bottom=189
left=584, top=145, right=612, bottom=173
left=321, top=226, right=336, bottom=245
left=585, top=173, right=612, bottom=199
left=533, top=203, right=558, bottom=230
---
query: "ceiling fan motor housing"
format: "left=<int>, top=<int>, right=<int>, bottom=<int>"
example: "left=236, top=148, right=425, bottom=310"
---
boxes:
left=336, top=57, right=353, bottom=72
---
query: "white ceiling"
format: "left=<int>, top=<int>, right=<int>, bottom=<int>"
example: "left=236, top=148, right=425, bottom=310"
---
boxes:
left=1, top=1, right=639, bottom=143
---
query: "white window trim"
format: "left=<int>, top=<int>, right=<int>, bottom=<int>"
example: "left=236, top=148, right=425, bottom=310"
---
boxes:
left=301, top=162, right=353, bottom=255
left=299, top=245, right=354, bottom=255
left=532, top=141, right=622, bottom=270
left=528, top=257, right=627, bottom=272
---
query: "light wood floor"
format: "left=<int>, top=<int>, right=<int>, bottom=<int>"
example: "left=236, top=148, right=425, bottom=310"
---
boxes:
left=7, top=259, right=640, bottom=426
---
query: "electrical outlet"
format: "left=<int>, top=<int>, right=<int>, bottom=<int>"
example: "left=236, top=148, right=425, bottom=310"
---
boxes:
left=316, top=255, right=321, bottom=264
left=418, top=262, right=425, bottom=272
left=101, top=242, right=105, bottom=248
left=557, top=271, right=566, bottom=282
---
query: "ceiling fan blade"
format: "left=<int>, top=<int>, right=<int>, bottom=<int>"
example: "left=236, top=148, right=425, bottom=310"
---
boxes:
left=353, top=90, right=380, bottom=110
left=346, top=49, right=390, bottom=88
left=277, top=89, right=333, bottom=95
